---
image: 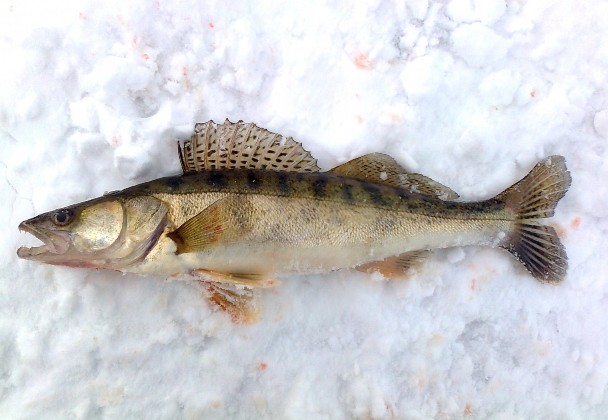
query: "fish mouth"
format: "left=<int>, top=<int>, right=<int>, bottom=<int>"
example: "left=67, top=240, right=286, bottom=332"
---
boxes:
left=17, top=221, right=70, bottom=260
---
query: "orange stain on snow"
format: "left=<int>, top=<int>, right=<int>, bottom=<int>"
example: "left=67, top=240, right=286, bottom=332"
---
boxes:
left=429, top=334, right=444, bottom=347
left=110, top=136, right=120, bottom=147
left=180, top=66, right=190, bottom=89
left=469, top=278, right=477, bottom=291
left=464, top=404, right=473, bottom=416
left=467, top=263, right=494, bottom=291
left=536, top=340, right=552, bottom=357
left=257, top=362, right=268, bottom=371
left=354, top=53, right=372, bottom=70
left=116, top=14, right=127, bottom=27
left=142, top=53, right=150, bottom=60
left=570, top=215, right=581, bottom=230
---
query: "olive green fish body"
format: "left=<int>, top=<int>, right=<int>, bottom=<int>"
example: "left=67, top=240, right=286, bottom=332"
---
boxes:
left=18, top=120, right=572, bottom=314
left=125, top=169, right=513, bottom=278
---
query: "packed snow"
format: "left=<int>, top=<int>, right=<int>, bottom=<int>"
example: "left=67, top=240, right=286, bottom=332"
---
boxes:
left=2, top=0, right=608, bottom=417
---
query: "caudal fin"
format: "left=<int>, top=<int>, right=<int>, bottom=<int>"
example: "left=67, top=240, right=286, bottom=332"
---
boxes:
left=496, top=156, right=572, bottom=283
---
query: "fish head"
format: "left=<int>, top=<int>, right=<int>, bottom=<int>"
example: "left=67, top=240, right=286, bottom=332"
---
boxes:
left=17, top=194, right=168, bottom=269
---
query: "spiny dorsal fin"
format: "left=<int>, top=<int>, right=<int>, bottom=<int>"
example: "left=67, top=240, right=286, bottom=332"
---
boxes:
left=178, top=120, right=320, bottom=174
left=329, top=153, right=459, bottom=200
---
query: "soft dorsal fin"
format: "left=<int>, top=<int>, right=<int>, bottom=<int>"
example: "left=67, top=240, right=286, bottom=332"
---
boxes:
left=178, top=120, right=320, bottom=174
left=329, top=153, right=459, bottom=200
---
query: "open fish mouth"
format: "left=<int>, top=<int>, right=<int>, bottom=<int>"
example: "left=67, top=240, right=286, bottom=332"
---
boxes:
left=17, top=221, right=70, bottom=259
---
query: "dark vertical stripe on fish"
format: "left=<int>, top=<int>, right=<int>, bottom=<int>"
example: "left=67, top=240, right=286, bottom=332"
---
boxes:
left=276, top=172, right=291, bottom=195
left=361, top=181, right=388, bottom=206
left=342, top=182, right=354, bottom=204
left=246, top=170, right=261, bottom=190
left=312, top=173, right=329, bottom=198
left=165, top=176, right=184, bottom=191
left=207, top=171, right=226, bottom=189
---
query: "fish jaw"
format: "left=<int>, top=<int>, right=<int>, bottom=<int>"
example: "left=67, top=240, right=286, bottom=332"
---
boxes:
left=16, top=219, right=99, bottom=268
left=17, top=219, right=71, bottom=260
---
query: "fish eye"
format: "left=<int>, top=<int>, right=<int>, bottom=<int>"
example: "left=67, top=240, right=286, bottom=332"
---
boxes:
left=52, top=209, right=75, bottom=226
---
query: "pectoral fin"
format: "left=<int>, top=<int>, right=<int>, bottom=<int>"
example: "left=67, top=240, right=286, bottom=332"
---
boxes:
left=356, top=250, right=430, bottom=278
left=199, top=281, right=260, bottom=323
left=167, top=196, right=252, bottom=254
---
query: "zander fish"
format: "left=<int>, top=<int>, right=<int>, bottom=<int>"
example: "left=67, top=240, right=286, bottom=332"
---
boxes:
left=17, top=120, right=571, bottom=321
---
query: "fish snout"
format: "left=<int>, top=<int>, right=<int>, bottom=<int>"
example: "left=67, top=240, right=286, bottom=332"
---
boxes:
left=17, top=219, right=71, bottom=258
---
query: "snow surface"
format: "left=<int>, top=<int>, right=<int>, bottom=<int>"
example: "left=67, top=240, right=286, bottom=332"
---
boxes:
left=1, top=0, right=608, bottom=418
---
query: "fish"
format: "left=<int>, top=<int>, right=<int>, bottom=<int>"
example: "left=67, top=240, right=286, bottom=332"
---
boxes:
left=17, top=120, right=571, bottom=322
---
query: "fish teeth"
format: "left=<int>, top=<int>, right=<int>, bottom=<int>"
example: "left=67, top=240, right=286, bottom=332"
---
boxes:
left=18, top=222, right=55, bottom=254
left=17, top=244, right=50, bottom=258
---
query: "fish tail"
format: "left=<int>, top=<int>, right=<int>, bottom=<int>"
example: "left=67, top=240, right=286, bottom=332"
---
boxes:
left=496, top=156, right=572, bottom=283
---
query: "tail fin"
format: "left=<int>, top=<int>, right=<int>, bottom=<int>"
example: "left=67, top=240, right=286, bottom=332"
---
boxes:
left=497, top=156, right=572, bottom=283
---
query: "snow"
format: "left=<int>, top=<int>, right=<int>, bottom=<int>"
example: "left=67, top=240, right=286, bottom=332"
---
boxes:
left=1, top=0, right=608, bottom=417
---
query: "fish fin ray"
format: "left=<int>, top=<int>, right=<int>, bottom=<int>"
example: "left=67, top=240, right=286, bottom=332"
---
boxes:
left=356, top=250, right=430, bottom=278
left=329, top=153, right=459, bottom=200
left=178, top=120, right=320, bottom=174
left=198, top=281, right=260, bottom=323
left=192, top=268, right=279, bottom=288
left=167, top=196, right=252, bottom=254
left=497, top=155, right=571, bottom=283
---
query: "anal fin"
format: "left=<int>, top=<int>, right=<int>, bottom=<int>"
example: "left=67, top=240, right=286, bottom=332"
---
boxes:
left=356, top=250, right=430, bottom=278
left=199, top=281, right=260, bottom=323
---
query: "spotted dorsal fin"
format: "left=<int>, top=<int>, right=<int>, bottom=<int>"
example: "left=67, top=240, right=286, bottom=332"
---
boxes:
left=178, top=120, right=320, bottom=174
left=329, top=153, right=459, bottom=200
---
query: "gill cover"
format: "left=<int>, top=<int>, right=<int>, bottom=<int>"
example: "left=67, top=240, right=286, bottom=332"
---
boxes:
left=97, top=196, right=169, bottom=268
